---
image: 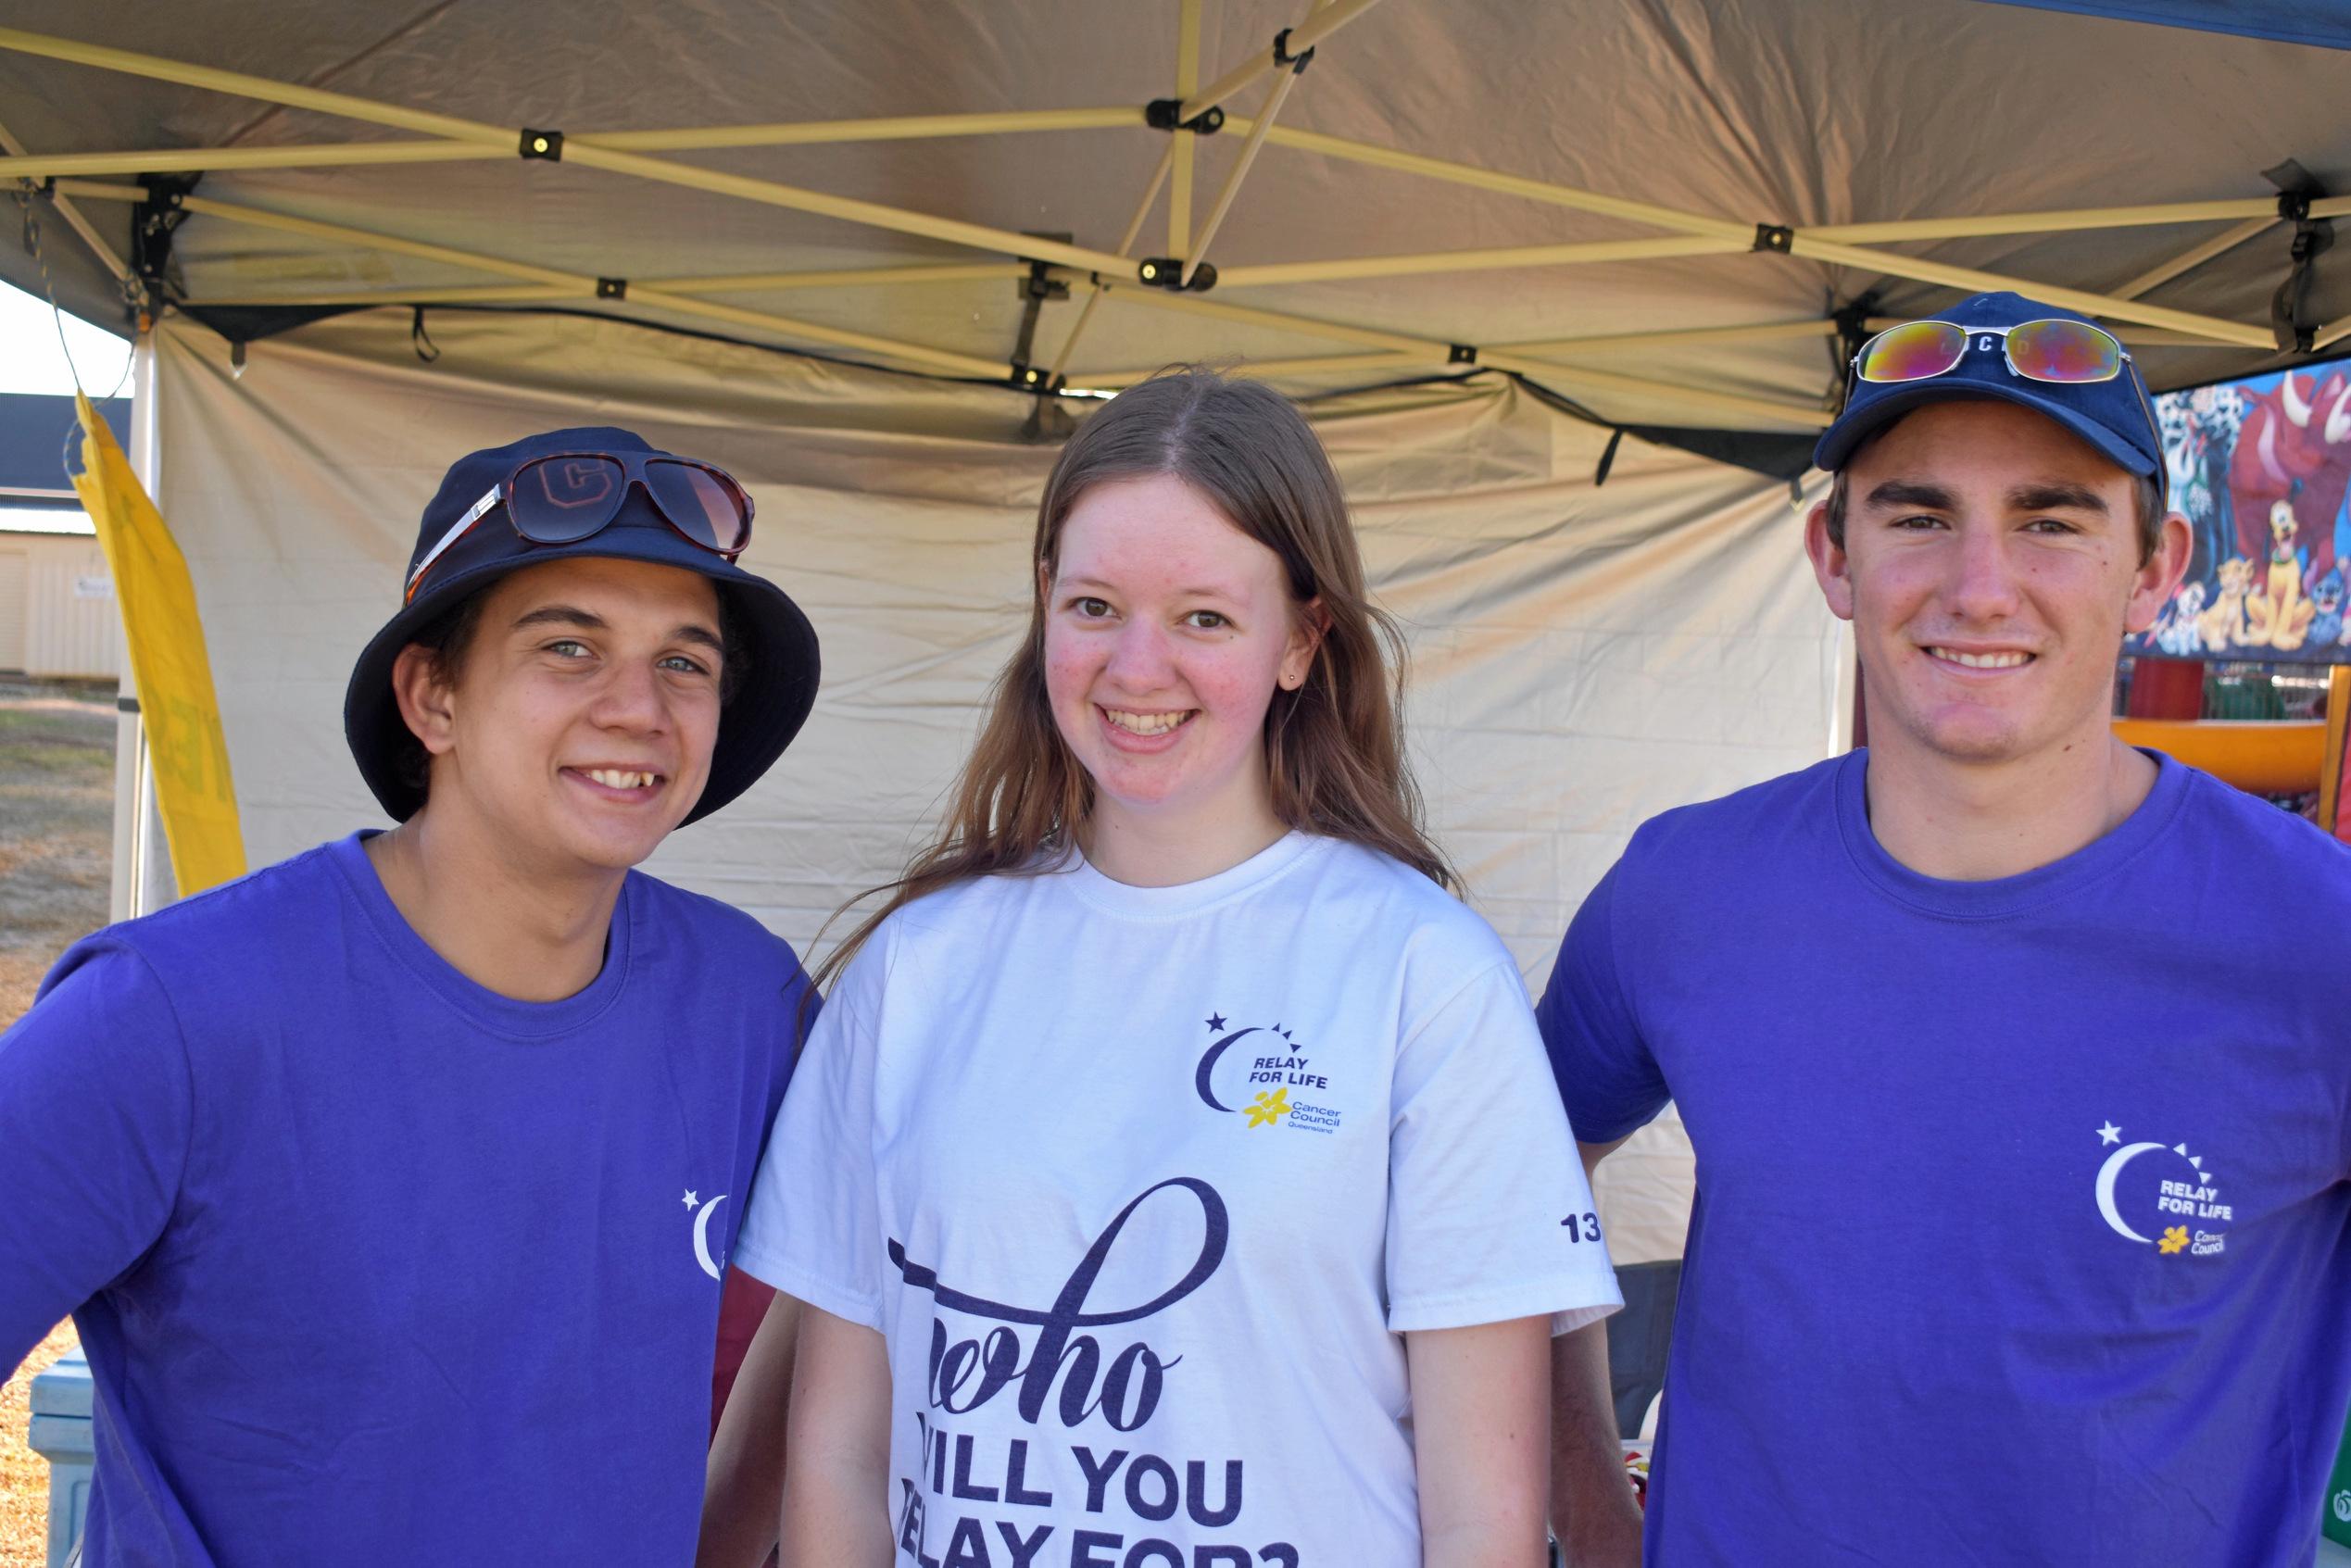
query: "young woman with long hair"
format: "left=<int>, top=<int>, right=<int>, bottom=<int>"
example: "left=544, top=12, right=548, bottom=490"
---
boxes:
left=705, top=370, right=1625, bottom=1567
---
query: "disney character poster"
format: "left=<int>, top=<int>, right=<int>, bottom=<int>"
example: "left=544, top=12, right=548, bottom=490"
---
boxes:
left=2128, top=360, right=2351, bottom=663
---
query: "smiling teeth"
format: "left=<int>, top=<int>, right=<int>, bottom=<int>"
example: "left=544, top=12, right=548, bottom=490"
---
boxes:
left=1933, top=648, right=2032, bottom=670
left=586, top=769, right=657, bottom=789
left=1105, top=709, right=1192, bottom=735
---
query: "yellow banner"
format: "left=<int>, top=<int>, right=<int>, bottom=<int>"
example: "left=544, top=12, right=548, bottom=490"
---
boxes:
left=69, top=390, right=245, bottom=896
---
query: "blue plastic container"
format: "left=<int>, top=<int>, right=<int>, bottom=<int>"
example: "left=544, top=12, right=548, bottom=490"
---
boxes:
left=28, top=1348, right=92, bottom=1568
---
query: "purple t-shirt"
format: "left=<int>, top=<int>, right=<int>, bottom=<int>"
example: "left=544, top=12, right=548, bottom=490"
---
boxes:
left=0, top=833, right=805, bottom=1567
left=1539, top=751, right=2351, bottom=1567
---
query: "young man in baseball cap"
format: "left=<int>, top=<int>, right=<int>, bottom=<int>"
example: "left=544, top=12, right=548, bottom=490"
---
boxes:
left=1540, top=294, right=2351, bottom=1563
left=0, top=428, right=821, bottom=1565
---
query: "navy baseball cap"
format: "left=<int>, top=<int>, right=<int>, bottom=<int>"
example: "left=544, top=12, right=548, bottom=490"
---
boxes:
left=1814, top=292, right=2165, bottom=486
left=344, top=426, right=820, bottom=825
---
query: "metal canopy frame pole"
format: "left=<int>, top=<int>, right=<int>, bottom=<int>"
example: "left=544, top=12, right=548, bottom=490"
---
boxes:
left=2110, top=218, right=2279, bottom=301
left=0, top=26, right=1138, bottom=274
left=64, top=184, right=1012, bottom=377
left=1046, top=142, right=1177, bottom=385
left=1181, top=58, right=1304, bottom=286
left=1238, top=119, right=2272, bottom=345
left=0, top=119, right=134, bottom=285
left=1176, top=0, right=1386, bottom=121
left=1169, top=0, right=1202, bottom=260
left=182, top=262, right=1030, bottom=309
left=0, top=109, right=1150, bottom=180
left=1217, top=235, right=1746, bottom=287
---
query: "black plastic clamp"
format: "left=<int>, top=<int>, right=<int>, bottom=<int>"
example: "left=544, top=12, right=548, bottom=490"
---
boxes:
left=1136, top=257, right=1217, bottom=291
left=1010, top=361, right=1062, bottom=393
left=1448, top=344, right=1477, bottom=365
left=596, top=277, right=627, bottom=300
left=2279, top=189, right=2314, bottom=222
left=1752, top=223, right=1794, bottom=254
left=1021, top=258, right=1070, bottom=302
left=1272, top=28, right=1315, bottom=72
left=520, top=129, right=564, bottom=161
left=1145, top=98, right=1226, bottom=135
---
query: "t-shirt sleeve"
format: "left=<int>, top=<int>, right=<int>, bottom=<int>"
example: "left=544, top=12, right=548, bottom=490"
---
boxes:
left=1535, top=860, right=1670, bottom=1147
left=1385, top=955, right=1624, bottom=1335
left=0, top=944, right=194, bottom=1372
left=728, top=945, right=885, bottom=1331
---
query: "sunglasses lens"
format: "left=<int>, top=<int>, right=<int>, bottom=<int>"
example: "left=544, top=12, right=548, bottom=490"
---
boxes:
left=510, top=456, right=628, bottom=542
left=2006, top=319, right=2121, bottom=383
left=647, top=460, right=750, bottom=553
left=1857, top=320, right=1965, bottom=383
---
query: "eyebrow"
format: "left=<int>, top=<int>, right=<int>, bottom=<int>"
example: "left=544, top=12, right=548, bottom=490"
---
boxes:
left=1862, top=480, right=1956, bottom=512
left=1058, top=573, right=1241, bottom=599
left=1862, top=479, right=2111, bottom=517
left=512, top=604, right=725, bottom=652
left=2005, top=482, right=2109, bottom=516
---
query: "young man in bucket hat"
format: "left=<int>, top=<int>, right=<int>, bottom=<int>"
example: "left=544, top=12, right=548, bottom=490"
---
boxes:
left=1540, top=293, right=2351, bottom=1564
left=0, top=427, right=821, bottom=1566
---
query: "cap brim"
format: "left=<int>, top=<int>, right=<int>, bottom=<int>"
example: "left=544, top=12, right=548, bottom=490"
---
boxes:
left=1813, top=381, right=2159, bottom=481
left=344, top=531, right=819, bottom=826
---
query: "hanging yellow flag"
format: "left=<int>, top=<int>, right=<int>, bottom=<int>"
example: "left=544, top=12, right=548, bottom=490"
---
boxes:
left=69, top=389, right=246, bottom=896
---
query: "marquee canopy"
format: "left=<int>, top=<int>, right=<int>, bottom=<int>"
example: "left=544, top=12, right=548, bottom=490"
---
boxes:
left=0, top=0, right=2345, bottom=462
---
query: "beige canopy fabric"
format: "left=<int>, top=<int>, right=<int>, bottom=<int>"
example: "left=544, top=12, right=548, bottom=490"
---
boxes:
left=7, top=0, right=2347, bottom=1264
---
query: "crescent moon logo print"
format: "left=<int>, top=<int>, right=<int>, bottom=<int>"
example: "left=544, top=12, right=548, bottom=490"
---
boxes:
left=684, top=1190, right=729, bottom=1280
left=1193, top=1012, right=1341, bottom=1134
left=2090, top=1123, right=2231, bottom=1258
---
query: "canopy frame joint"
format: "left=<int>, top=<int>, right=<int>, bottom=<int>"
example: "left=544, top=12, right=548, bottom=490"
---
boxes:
left=1144, top=99, right=1226, bottom=136
left=1753, top=223, right=1794, bottom=254
left=1271, top=29, right=1316, bottom=74
left=519, top=129, right=563, bottom=161
left=1137, top=257, right=1216, bottom=291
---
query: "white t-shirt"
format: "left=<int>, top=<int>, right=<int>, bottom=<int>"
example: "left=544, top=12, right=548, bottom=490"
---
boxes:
left=735, top=831, right=1621, bottom=1568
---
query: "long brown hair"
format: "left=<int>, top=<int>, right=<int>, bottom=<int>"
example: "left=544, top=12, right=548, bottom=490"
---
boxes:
left=811, top=367, right=1453, bottom=998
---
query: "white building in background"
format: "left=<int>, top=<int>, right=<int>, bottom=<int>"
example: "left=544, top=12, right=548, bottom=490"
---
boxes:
left=0, top=518, right=119, bottom=679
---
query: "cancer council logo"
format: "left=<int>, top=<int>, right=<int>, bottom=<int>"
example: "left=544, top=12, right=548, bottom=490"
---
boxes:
left=1193, top=1012, right=1340, bottom=1134
left=2333, top=1487, right=2351, bottom=1524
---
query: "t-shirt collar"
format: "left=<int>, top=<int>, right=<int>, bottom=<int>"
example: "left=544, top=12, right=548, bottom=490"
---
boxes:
left=1833, top=747, right=2190, bottom=920
left=1057, top=829, right=1326, bottom=919
left=327, top=831, right=635, bottom=1038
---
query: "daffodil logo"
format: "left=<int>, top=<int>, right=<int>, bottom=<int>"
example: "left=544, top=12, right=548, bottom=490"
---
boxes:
left=2156, top=1225, right=2189, bottom=1256
left=1244, top=1087, right=1292, bottom=1128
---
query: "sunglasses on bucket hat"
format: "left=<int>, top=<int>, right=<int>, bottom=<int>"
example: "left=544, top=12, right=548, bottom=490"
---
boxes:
left=404, top=448, right=755, bottom=604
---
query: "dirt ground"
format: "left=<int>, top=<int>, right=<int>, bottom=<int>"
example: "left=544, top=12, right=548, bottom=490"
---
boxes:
left=0, top=676, right=115, bottom=1568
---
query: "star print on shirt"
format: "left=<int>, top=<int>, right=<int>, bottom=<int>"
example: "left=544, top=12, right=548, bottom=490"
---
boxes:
left=2097, top=1122, right=2122, bottom=1145
left=683, top=1190, right=699, bottom=1210
left=1206, top=1014, right=1227, bottom=1032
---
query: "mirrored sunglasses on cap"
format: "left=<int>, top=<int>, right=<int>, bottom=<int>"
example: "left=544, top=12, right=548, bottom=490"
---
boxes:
left=405, top=449, right=755, bottom=604
left=1853, top=317, right=2130, bottom=387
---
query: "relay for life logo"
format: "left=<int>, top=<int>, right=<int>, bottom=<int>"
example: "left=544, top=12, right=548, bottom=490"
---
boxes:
left=2091, top=1122, right=2232, bottom=1258
left=1193, top=1013, right=1342, bottom=1135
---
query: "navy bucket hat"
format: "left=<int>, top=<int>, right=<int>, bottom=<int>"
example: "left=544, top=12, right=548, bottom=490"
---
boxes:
left=1814, top=291, right=2165, bottom=490
left=344, top=426, right=820, bottom=825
